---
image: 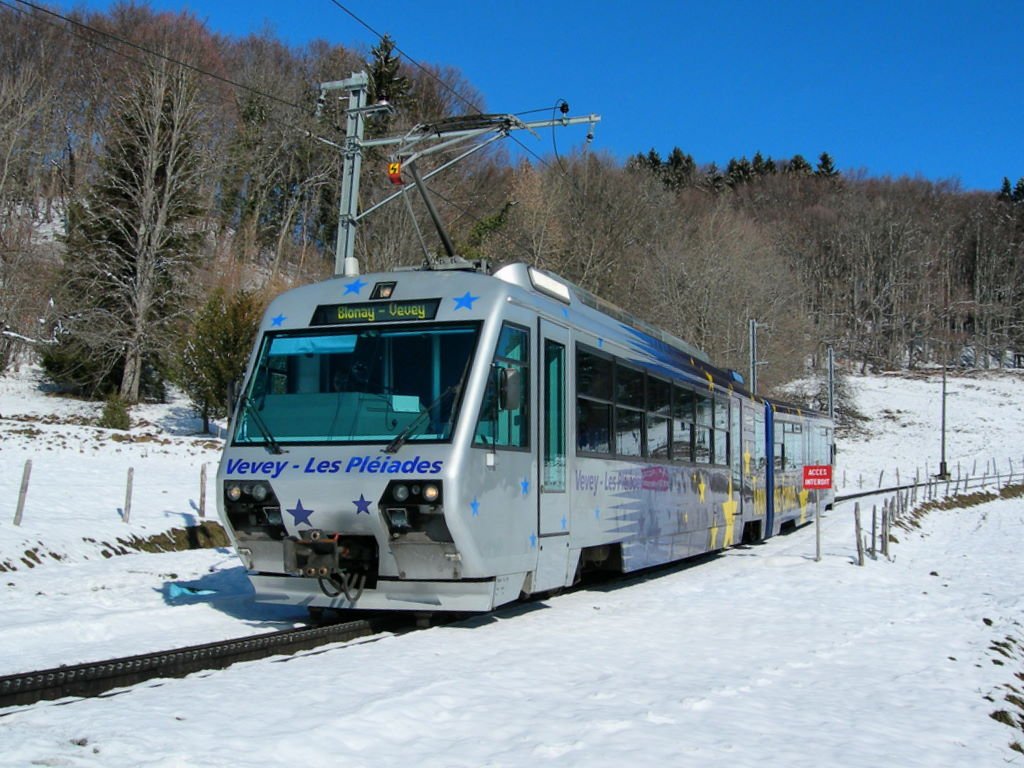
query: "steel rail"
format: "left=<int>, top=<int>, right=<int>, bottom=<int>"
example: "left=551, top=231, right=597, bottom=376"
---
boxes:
left=0, top=616, right=410, bottom=710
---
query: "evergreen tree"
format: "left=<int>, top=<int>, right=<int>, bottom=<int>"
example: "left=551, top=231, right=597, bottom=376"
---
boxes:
left=368, top=34, right=409, bottom=112
left=997, top=177, right=1013, bottom=202
left=785, top=154, right=813, bottom=175
left=726, top=156, right=754, bottom=187
left=47, top=60, right=205, bottom=401
left=175, top=288, right=262, bottom=433
left=1014, top=177, right=1024, bottom=204
left=752, top=151, right=776, bottom=177
left=663, top=147, right=696, bottom=191
left=815, top=151, right=839, bottom=178
left=702, top=162, right=726, bottom=192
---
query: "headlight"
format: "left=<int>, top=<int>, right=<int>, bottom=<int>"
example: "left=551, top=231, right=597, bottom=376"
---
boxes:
left=392, top=484, right=410, bottom=502
left=423, top=484, right=440, bottom=503
left=226, top=484, right=242, bottom=502
left=251, top=484, right=269, bottom=502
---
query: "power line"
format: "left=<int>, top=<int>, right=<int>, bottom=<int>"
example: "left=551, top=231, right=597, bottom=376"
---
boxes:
left=324, top=0, right=558, bottom=173
left=8, top=0, right=307, bottom=113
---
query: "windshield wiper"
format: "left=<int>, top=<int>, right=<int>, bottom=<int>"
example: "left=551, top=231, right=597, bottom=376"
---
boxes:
left=381, top=384, right=458, bottom=454
left=242, top=394, right=285, bottom=455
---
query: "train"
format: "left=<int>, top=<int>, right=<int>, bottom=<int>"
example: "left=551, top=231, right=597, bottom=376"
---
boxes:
left=217, top=261, right=835, bottom=614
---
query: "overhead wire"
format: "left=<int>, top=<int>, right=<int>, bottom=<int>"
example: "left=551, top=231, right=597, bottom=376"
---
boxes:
left=8, top=0, right=308, bottom=113
left=324, top=0, right=565, bottom=174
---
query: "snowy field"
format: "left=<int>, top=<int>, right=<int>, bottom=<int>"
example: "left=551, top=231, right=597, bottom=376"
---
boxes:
left=1, top=366, right=1023, bottom=766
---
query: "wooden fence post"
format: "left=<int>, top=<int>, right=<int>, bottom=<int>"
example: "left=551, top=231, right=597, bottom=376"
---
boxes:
left=199, top=463, right=208, bottom=519
left=870, top=505, right=877, bottom=559
left=14, top=459, right=32, bottom=526
left=123, top=467, right=134, bottom=524
left=854, top=502, right=865, bottom=566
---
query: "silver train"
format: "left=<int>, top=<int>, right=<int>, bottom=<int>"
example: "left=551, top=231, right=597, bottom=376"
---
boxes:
left=217, top=263, right=835, bottom=613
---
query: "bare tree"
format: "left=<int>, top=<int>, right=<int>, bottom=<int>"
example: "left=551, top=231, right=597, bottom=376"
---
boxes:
left=53, top=58, right=207, bottom=401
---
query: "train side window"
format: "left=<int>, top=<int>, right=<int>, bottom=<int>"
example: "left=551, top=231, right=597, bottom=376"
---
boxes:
left=713, top=397, right=729, bottom=465
left=576, top=347, right=613, bottom=454
left=778, top=421, right=803, bottom=470
left=694, top=393, right=713, bottom=464
left=672, top=385, right=695, bottom=462
left=646, top=376, right=671, bottom=459
left=614, top=364, right=644, bottom=457
left=473, top=323, right=530, bottom=450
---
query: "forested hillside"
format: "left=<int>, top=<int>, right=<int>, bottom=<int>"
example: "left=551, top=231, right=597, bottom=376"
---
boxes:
left=1, top=3, right=1022, bottom=418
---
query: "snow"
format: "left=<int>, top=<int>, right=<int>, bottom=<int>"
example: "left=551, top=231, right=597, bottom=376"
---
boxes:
left=2, top=365, right=1023, bottom=766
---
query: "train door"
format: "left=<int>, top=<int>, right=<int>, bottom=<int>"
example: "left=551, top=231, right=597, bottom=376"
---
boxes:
left=730, top=394, right=745, bottom=528
left=534, top=318, right=571, bottom=591
left=763, top=402, right=776, bottom=537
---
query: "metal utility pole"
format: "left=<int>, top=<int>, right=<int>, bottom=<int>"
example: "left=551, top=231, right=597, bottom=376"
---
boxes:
left=319, top=72, right=370, bottom=277
left=827, top=346, right=835, bottom=421
left=317, top=72, right=599, bottom=276
left=938, top=363, right=949, bottom=479
left=748, top=319, right=767, bottom=393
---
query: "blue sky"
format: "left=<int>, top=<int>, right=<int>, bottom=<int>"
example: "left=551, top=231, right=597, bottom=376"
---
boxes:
left=57, top=0, right=1023, bottom=191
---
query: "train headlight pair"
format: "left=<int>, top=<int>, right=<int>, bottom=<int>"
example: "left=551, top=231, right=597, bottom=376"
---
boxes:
left=225, top=481, right=271, bottom=503
left=390, top=483, right=440, bottom=503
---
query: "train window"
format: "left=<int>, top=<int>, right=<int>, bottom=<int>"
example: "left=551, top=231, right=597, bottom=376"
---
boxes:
left=672, top=386, right=695, bottom=462
left=646, top=376, right=671, bottom=459
left=693, top=393, right=713, bottom=463
left=615, top=365, right=645, bottom=409
left=473, top=323, right=530, bottom=450
left=577, top=348, right=613, bottom=400
left=615, top=406, right=644, bottom=457
left=576, top=346, right=614, bottom=455
left=577, top=399, right=612, bottom=454
left=234, top=324, right=480, bottom=447
left=779, top=421, right=803, bottom=471
left=713, top=398, right=729, bottom=465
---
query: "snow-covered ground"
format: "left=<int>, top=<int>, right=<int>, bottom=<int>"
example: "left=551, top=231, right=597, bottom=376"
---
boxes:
left=1, top=366, right=1023, bottom=766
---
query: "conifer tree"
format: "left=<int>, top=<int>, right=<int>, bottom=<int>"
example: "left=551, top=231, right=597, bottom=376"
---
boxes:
left=786, top=154, right=813, bottom=175
left=815, top=151, right=839, bottom=178
left=176, top=288, right=262, bottom=433
left=47, top=59, right=205, bottom=401
left=368, top=34, right=409, bottom=114
left=997, top=177, right=1013, bottom=202
left=1013, top=177, right=1024, bottom=204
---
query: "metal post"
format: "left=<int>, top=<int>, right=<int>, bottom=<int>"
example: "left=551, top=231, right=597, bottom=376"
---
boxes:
left=815, top=495, right=821, bottom=562
left=320, top=72, right=369, bottom=277
left=749, top=319, right=758, bottom=394
left=938, top=363, right=949, bottom=479
left=827, top=346, right=835, bottom=421
left=14, top=459, right=32, bottom=526
left=123, top=467, right=134, bottom=524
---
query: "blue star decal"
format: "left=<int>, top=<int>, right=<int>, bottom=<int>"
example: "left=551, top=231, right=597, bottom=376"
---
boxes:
left=453, top=291, right=479, bottom=310
left=529, top=532, right=537, bottom=549
left=520, top=478, right=530, bottom=496
left=561, top=515, right=568, bottom=530
left=343, top=278, right=367, bottom=295
left=353, top=494, right=372, bottom=514
left=287, top=499, right=314, bottom=526
left=271, top=314, right=286, bottom=327
left=561, top=307, right=570, bottom=319
left=470, top=497, right=480, bottom=517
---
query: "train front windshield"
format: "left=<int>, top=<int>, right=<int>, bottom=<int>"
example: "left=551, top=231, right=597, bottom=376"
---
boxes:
left=233, top=323, right=480, bottom=447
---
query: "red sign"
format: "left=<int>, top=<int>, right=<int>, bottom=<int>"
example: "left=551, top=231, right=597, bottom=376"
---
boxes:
left=803, top=465, right=833, bottom=489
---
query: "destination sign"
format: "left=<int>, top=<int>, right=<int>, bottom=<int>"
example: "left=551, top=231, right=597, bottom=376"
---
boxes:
left=310, top=299, right=441, bottom=326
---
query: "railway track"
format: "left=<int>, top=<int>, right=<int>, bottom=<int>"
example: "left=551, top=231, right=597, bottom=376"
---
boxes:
left=0, top=615, right=411, bottom=710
